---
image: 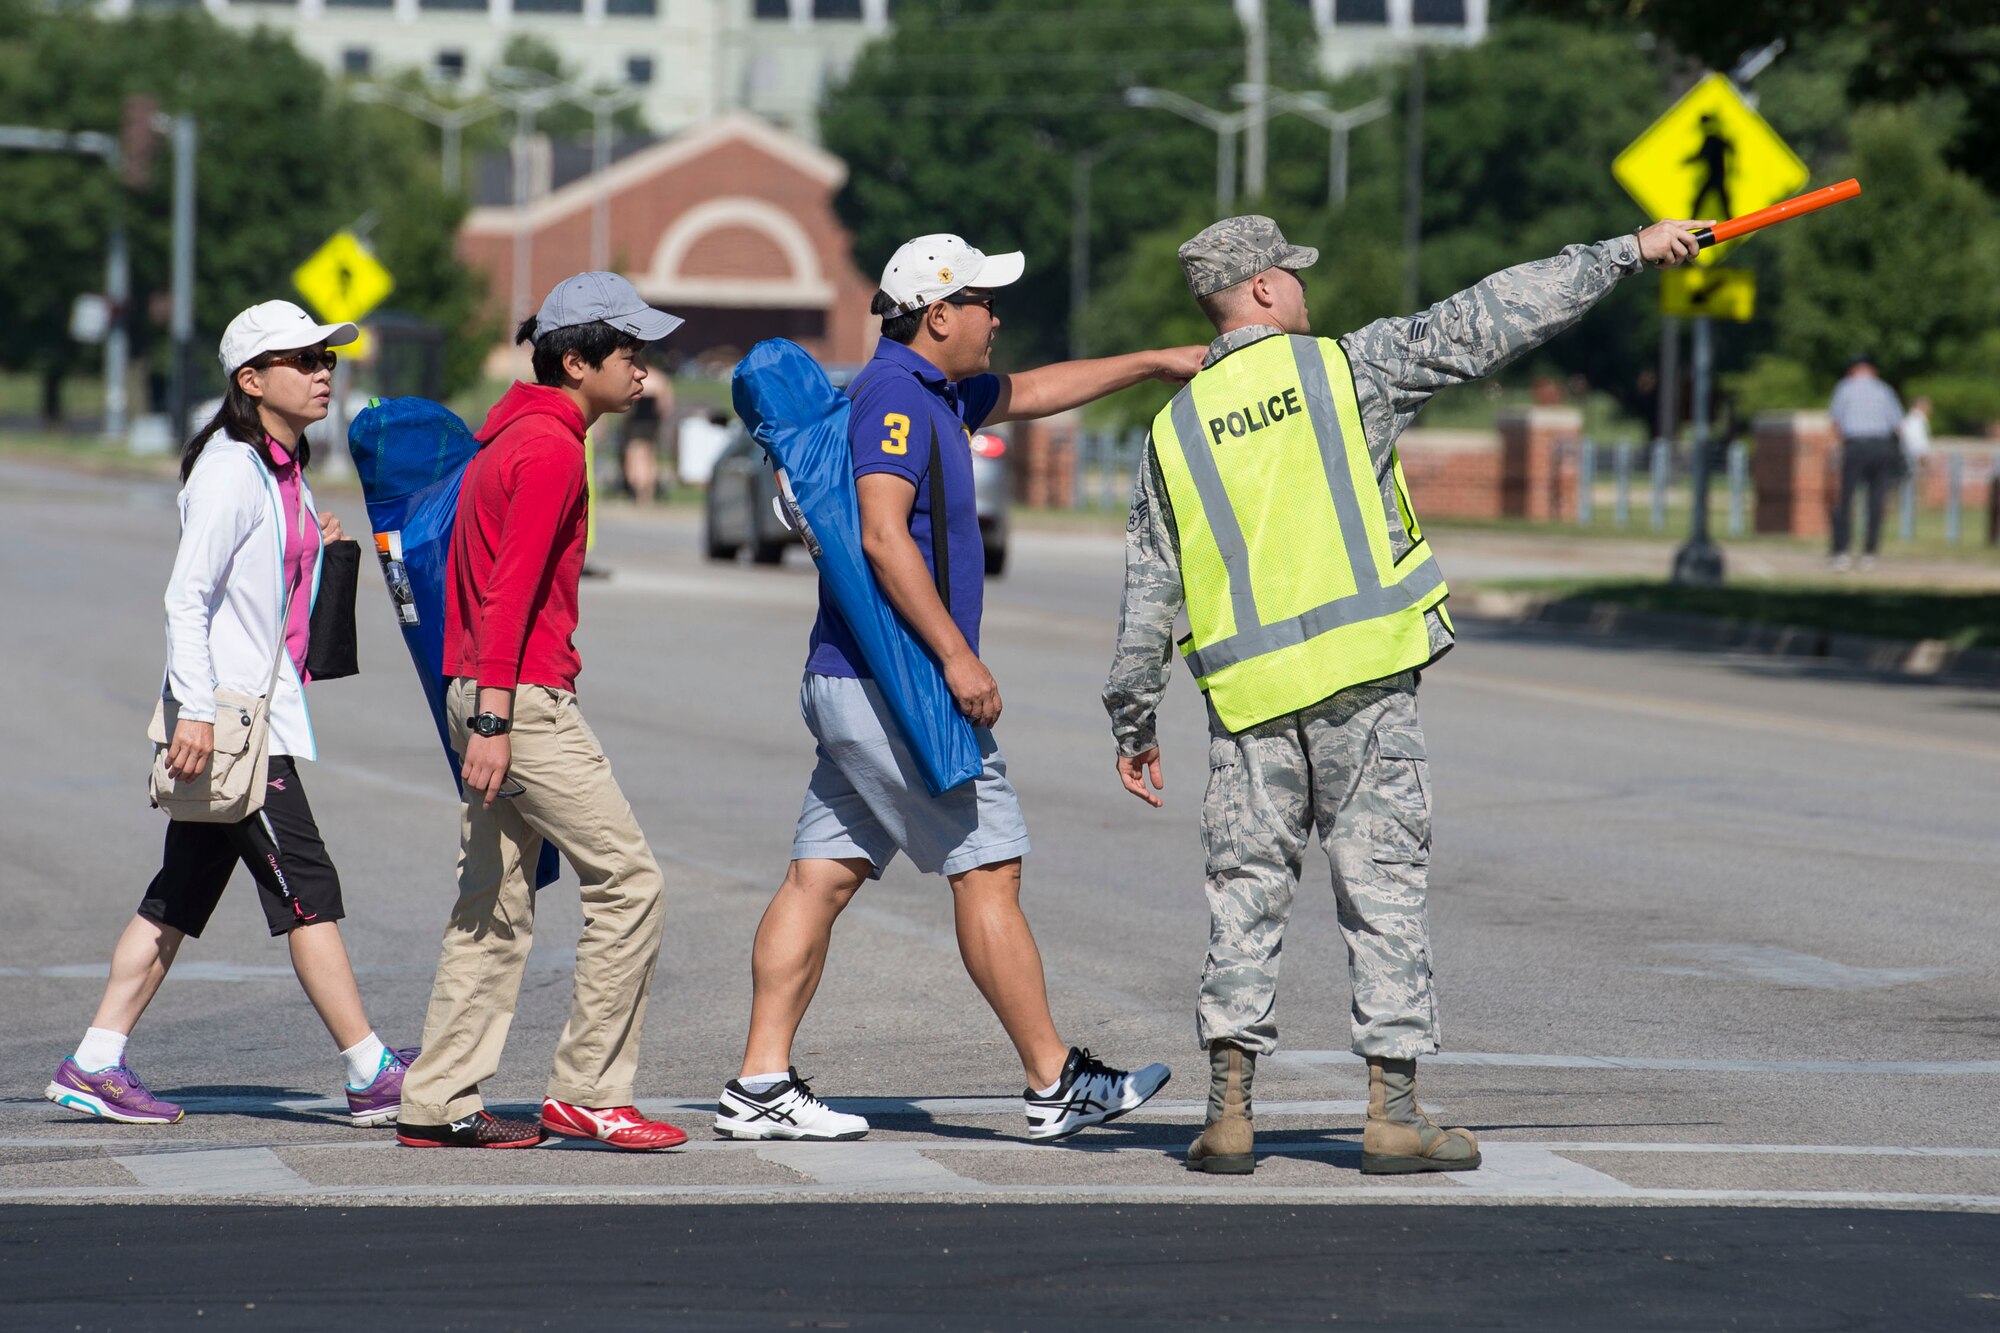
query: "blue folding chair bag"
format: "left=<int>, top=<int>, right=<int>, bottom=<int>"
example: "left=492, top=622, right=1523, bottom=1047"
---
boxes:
left=348, top=397, right=562, bottom=890
left=731, top=339, right=981, bottom=797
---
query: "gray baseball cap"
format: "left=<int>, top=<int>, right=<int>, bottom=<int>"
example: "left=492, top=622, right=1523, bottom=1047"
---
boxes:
left=533, top=271, right=684, bottom=342
left=1178, top=215, right=1319, bottom=298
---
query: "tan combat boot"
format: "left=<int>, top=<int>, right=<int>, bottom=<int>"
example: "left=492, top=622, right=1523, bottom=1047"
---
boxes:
left=1185, top=1043, right=1255, bottom=1175
left=1361, top=1056, right=1480, bottom=1175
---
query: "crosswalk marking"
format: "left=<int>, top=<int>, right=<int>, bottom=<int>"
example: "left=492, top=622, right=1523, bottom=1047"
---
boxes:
left=0, top=1136, right=1969, bottom=1209
left=757, top=1142, right=980, bottom=1191
left=111, top=1147, right=309, bottom=1192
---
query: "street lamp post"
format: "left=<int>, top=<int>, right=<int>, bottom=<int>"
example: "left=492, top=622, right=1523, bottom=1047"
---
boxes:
left=1239, top=0, right=1268, bottom=200
left=1257, top=89, right=1390, bottom=207
left=564, top=86, right=645, bottom=273
left=488, top=69, right=573, bottom=328
left=1068, top=134, right=1152, bottom=361
left=0, top=125, right=132, bottom=440
left=164, top=112, right=197, bottom=443
left=348, top=84, right=499, bottom=196
left=1123, top=87, right=1248, bottom=214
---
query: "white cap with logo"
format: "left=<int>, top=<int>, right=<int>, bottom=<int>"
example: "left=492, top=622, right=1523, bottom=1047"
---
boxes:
left=878, top=234, right=1025, bottom=316
left=218, top=300, right=358, bottom=373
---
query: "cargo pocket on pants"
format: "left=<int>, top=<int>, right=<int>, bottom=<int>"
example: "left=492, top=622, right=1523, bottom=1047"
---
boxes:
left=1201, top=737, right=1248, bottom=873
left=1368, top=727, right=1431, bottom=866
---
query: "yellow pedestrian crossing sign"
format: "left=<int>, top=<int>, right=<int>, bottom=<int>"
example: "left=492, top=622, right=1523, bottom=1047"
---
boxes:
left=1660, top=267, right=1757, bottom=322
left=293, top=230, right=395, bottom=336
left=1612, top=73, right=1809, bottom=267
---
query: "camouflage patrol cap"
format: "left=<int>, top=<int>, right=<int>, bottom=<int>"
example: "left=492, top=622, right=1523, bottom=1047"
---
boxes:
left=1178, top=215, right=1319, bottom=298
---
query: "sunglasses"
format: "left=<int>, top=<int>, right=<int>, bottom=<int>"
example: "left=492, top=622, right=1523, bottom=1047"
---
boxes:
left=940, top=292, right=996, bottom=315
left=263, top=348, right=338, bottom=374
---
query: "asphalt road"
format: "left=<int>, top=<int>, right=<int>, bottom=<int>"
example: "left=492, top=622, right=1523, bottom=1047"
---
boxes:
left=1, top=457, right=1995, bottom=1328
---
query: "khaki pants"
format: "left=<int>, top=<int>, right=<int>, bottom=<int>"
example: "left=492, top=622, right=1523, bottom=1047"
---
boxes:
left=401, top=679, right=667, bottom=1122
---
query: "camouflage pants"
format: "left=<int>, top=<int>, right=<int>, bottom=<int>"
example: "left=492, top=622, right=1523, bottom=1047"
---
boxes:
left=1197, top=671, right=1441, bottom=1059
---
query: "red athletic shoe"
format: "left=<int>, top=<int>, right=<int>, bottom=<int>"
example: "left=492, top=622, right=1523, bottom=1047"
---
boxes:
left=540, top=1099, right=688, bottom=1151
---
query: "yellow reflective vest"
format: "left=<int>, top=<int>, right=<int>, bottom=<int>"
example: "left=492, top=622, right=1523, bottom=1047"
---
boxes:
left=1150, top=332, right=1449, bottom=732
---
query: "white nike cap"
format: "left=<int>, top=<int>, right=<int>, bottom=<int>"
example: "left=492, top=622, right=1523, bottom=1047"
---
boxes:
left=219, top=300, right=358, bottom=373
left=877, top=234, right=1025, bottom=316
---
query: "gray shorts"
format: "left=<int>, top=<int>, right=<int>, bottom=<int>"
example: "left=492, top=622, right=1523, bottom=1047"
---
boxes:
left=791, top=673, right=1031, bottom=878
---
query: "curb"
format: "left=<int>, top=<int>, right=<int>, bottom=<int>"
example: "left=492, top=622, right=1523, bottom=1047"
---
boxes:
left=1457, top=590, right=2000, bottom=687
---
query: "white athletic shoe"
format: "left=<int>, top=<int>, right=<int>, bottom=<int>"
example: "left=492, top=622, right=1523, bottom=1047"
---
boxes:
left=713, top=1069, right=870, bottom=1141
left=1024, top=1047, right=1172, bottom=1142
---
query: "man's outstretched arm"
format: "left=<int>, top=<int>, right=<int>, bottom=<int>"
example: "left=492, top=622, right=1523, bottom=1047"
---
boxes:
left=1343, top=219, right=1704, bottom=455
left=987, top=347, right=1204, bottom=424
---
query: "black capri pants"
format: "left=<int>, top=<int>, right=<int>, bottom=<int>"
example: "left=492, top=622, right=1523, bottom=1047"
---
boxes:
left=138, top=757, right=346, bottom=938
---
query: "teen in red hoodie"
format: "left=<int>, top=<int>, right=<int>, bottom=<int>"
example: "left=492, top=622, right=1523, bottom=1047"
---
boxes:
left=397, top=273, right=687, bottom=1152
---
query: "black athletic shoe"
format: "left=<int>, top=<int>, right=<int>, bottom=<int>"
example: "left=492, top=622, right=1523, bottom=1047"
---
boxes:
left=396, top=1110, right=546, bottom=1149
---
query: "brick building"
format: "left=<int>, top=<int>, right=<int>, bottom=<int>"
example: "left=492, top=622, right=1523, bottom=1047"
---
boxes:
left=458, top=112, right=877, bottom=370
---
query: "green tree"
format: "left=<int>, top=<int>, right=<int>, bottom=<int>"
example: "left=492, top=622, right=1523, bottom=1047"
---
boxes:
left=0, top=9, right=491, bottom=419
left=819, top=0, right=1324, bottom=369
left=1080, top=19, right=1671, bottom=426
left=1766, top=102, right=2000, bottom=389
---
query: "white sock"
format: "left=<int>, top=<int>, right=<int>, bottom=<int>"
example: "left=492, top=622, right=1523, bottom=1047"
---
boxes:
left=1032, top=1075, right=1064, bottom=1098
left=74, top=1027, right=128, bottom=1073
left=739, top=1071, right=791, bottom=1094
left=341, top=1033, right=388, bottom=1089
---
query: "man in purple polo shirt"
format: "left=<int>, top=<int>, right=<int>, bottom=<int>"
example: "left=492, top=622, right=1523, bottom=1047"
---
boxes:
left=716, top=234, right=1205, bottom=1144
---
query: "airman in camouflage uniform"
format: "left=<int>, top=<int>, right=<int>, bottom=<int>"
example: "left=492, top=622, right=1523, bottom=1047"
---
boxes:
left=1105, top=213, right=1704, bottom=1175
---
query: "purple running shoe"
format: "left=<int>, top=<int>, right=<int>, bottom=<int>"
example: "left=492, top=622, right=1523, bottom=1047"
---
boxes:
left=347, top=1050, right=408, bottom=1128
left=45, top=1059, right=184, bottom=1125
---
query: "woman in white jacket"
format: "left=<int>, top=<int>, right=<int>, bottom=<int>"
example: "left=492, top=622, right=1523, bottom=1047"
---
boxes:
left=47, top=301, right=412, bottom=1128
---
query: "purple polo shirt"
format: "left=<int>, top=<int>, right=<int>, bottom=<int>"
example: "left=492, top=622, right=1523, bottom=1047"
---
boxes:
left=805, top=338, right=1001, bottom=678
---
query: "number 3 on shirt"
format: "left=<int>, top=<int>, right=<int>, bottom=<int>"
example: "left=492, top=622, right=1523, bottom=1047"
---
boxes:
left=880, top=413, right=911, bottom=456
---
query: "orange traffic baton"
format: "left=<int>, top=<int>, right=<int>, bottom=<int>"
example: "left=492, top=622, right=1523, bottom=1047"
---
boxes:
left=1692, top=178, right=1862, bottom=249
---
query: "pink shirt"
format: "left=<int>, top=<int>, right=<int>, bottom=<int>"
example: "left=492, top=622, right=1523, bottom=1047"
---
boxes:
left=267, top=437, right=318, bottom=681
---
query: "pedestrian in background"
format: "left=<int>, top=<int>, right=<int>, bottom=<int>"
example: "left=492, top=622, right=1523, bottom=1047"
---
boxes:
left=395, top=273, right=688, bottom=1152
left=47, top=301, right=412, bottom=1129
left=1900, top=393, right=1934, bottom=480
left=621, top=377, right=671, bottom=505
left=1828, top=354, right=1905, bottom=570
left=1105, top=214, right=1704, bottom=1176
left=716, top=234, right=1201, bottom=1144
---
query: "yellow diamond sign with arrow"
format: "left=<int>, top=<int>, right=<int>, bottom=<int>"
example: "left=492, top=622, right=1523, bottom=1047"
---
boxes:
left=293, top=230, right=394, bottom=345
left=1613, top=72, right=1809, bottom=267
left=1660, top=267, right=1757, bottom=322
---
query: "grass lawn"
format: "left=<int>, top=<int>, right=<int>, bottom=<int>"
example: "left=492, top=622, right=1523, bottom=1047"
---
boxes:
left=0, top=428, right=178, bottom=478
left=1490, top=578, right=2000, bottom=649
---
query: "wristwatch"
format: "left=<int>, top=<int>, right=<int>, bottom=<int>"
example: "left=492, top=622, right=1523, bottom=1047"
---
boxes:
left=467, top=711, right=512, bottom=738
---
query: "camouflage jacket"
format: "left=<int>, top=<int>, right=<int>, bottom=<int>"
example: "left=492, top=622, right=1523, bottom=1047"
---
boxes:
left=1103, top=234, right=1646, bottom=755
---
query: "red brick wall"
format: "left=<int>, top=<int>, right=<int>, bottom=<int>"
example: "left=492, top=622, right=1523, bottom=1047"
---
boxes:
left=1751, top=411, right=1836, bottom=537
left=1497, top=407, right=1581, bottom=522
left=679, top=226, right=791, bottom=278
left=1396, top=429, right=1504, bottom=520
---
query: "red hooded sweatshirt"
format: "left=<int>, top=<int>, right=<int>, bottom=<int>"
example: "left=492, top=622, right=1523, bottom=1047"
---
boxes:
left=443, top=382, right=590, bottom=693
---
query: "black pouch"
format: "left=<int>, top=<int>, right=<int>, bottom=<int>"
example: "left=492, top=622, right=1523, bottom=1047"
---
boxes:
left=306, top=538, right=361, bottom=680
